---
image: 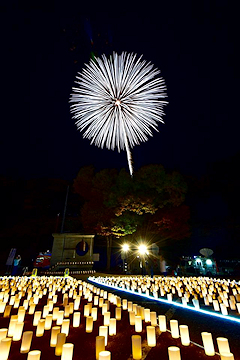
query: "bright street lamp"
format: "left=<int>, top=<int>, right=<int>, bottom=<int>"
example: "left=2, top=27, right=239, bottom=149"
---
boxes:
left=138, top=244, right=148, bottom=256
left=122, top=243, right=130, bottom=252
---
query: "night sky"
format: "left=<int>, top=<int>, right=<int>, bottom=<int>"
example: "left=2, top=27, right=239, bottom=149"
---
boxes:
left=1, top=1, right=239, bottom=180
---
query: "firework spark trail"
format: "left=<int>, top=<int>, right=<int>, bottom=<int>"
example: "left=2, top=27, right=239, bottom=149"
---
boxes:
left=70, top=52, right=168, bottom=176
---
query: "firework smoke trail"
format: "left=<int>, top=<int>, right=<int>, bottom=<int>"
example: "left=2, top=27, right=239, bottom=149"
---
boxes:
left=69, top=52, right=168, bottom=176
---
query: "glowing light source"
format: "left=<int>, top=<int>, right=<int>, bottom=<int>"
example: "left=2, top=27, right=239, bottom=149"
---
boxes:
left=70, top=52, right=168, bottom=176
left=132, top=335, right=142, bottom=360
left=122, top=243, right=130, bottom=252
left=138, top=244, right=148, bottom=255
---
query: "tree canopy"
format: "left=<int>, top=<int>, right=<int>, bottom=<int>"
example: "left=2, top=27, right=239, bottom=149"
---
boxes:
left=73, top=164, right=190, bottom=244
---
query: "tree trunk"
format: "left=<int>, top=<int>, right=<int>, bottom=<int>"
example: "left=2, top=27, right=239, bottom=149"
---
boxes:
left=106, top=236, right=113, bottom=271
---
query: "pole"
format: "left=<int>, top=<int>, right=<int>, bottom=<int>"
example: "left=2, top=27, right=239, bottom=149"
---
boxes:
left=60, top=185, right=69, bottom=233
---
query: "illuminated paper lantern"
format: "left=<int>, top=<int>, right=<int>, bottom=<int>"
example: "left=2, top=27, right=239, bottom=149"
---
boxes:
left=170, top=320, right=179, bottom=339
left=86, top=316, right=93, bottom=333
left=96, top=336, right=105, bottom=360
left=55, top=333, right=66, bottom=356
left=115, top=307, right=121, bottom=320
left=179, top=325, right=190, bottom=346
left=13, top=321, right=24, bottom=341
left=73, top=312, right=80, bottom=327
left=50, top=326, right=61, bottom=347
left=3, top=305, right=12, bottom=318
left=61, top=319, right=70, bottom=336
left=64, top=305, right=70, bottom=318
left=45, top=314, right=53, bottom=330
left=135, top=316, right=142, bottom=333
left=220, top=304, right=228, bottom=315
left=94, top=296, right=99, bottom=306
left=56, top=311, right=64, bottom=325
left=99, top=326, right=108, bottom=346
left=28, top=304, right=36, bottom=315
left=213, top=300, right=220, bottom=311
left=53, top=307, right=59, bottom=321
left=132, top=335, right=142, bottom=360
left=129, top=311, right=135, bottom=325
left=33, top=311, right=41, bottom=326
left=201, top=332, right=215, bottom=356
left=99, top=298, right=104, bottom=308
left=20, top=331, right=33, bottom=353
left=8, top=315, right=18, bottom=337
left=128, top=302, right=133, bottom=312
left=122, top=299, right=127, bottom=310
left=74, top=297, right=80, bottom=310
left=146, top=326, right=156, bottom=347
left=0, top=337, right=12, bottom=360
left=0, top=328, right=8, bottom=341
left=104, top=312, right=110, bottom=326
left=144, top=308, right=150, bottom=322
left=150, top=312, right=157, bottom=326
left=61, top=343, right=74, bottom=360
left=109, top=318, right=116, bottom=336
left=36, top=319, right=45, bottom=337
left=168, top=346, right=181, bottom=360
left=217, top=337, right=230, bottom=355
left=102, top=303, right=108, bottom=315
left=158, top=315, right=166, bottom=332
left=99, top=350, right=111, bottom=360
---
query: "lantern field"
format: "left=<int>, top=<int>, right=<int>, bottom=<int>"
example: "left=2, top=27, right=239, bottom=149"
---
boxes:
left=0, top=275, right=238, bottom=359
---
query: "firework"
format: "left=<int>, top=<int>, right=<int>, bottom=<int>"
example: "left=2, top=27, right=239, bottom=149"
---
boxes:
left=70, top=52, right=168, bottom=176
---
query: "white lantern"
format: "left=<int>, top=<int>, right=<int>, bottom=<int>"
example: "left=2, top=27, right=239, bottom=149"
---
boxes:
left=201, top=332, right=215, bottom=356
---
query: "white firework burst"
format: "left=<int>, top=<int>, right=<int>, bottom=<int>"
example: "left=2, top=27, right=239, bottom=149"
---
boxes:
left=70, top=52, right=168, bottom=176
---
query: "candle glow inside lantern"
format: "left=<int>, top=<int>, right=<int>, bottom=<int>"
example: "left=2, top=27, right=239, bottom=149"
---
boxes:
left=27, top=350, right=41, bottom=360
left=132, top=335, right=142, bottom=360
left=0, top=328, right=8, bottom=341
left=36, top=319, right=45, bottom=337
left=170, top=320, right=179, bottom=339
left=13, top=321, right=24, bottom=341
left=144, top=308, right=150, bottom=322
left=45, top=314, right=53, bottom=330
left=61, top=343, right=74, bottom=360
left=86, top=316, right=93, bottom=333
left=146, top=326, right=156, bottom=347
left=158, top=315, right=166, bottom=332
left=168, top=346, right=181, bottom=360
left=99, top=350, right=111, bottom=360
left=150, top=311, right=157, bottom=326
left=109, top=318, right=116, bottom=336
left=129, top=311, right=135, bottom=325
left=0, top=337, right=12, bottom=360
left=73, top=312, right=80, bottom=327
left=104, top=312, right=110, bottom=326
left=57, top=311, right=64, bottom=325
left=55, top=333, right=66, bottom=356
left=217, top=337, right=230, bottom=355
left=220, top=353, right=234, bottom=360
left=50, top=326, right=61, bottom=347
left=20, top=331, right=33, bottom=353
left=201, top=332, right=215, bottom=356
left=99, top=326, right=108, bottom=346
left=96, top=336, right=105, bottom=360
left=61, top=319, right=70, bottom=336
left=115, top=307, right=121, bottom=320
left=33, top=311, right=41, bottom=326
left=134, top=316, right=142, bottom=333
left=8, top=315, right=18, bottom=337
left=179, top=325, right=190, bottom=346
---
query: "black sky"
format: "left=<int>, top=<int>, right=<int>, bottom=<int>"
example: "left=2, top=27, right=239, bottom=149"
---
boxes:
left=1, top=1, right=239, bottom=180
